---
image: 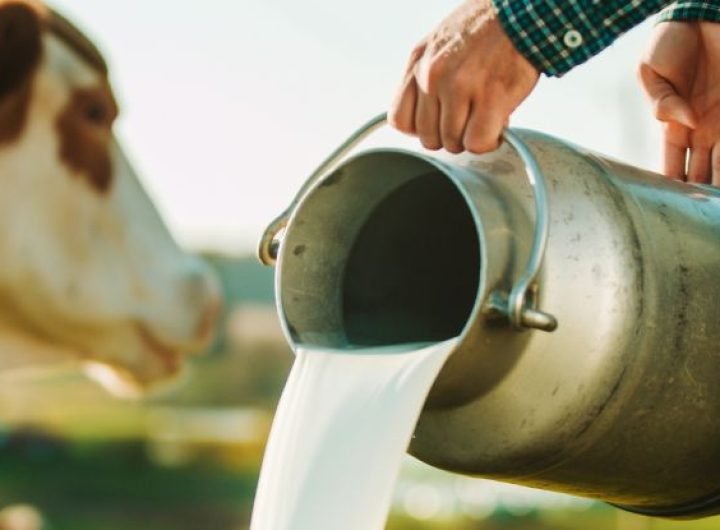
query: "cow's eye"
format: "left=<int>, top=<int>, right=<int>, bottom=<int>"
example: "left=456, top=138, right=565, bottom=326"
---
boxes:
left=84, top=101, right=108, bottom=125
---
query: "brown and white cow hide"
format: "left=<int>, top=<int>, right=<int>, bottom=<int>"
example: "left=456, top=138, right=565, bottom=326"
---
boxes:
left=0, top=1, right=220, bottom=396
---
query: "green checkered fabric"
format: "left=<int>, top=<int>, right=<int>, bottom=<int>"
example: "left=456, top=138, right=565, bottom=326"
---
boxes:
left=493, top=0, right=719, bottom=77
left=659, top=1, right=720, bottom=22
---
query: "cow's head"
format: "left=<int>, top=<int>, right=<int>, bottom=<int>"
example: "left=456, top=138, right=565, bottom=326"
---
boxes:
left=0, top=1, right=221, bottom=395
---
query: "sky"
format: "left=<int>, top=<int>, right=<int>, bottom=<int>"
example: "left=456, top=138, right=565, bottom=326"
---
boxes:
left=50, top=0, right=662, bottom=255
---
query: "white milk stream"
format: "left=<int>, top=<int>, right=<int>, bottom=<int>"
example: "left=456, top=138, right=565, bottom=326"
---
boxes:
left=250, top=338, right=459, bottom=530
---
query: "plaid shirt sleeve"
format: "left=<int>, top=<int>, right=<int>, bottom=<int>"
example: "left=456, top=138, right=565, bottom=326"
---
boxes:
left=658, top=1, right=720, bottom=21
left=492, top=0, right=675, bottom=77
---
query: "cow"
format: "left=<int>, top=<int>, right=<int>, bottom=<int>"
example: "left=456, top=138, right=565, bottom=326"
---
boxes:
left=0, top=1, right=221, bottom=396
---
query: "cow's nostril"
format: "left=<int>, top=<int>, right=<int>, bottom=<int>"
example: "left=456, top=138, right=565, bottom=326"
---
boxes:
left=138, top=260, right=223, bottom=352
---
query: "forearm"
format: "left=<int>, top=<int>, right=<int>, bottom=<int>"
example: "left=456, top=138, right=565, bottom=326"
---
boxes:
left=492, top=0, right=675, bottom=76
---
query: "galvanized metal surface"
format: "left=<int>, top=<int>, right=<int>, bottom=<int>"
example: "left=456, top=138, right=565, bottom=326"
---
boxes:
left=263, top=126, right=720, bottom=518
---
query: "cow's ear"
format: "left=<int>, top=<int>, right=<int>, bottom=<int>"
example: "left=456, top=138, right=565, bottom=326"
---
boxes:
left=0, top=1, right=42, bottom=99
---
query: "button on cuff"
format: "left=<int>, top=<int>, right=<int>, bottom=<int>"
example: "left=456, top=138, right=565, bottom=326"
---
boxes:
left=563, top=29, right=583, bottom=48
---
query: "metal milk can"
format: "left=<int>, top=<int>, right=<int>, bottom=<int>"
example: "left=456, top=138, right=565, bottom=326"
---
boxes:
left=258, top=114, right=720, bottom=518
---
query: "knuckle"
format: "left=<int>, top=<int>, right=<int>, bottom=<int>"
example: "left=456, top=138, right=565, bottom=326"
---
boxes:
left=451, top=70, right=475, bottom=95
left=387, top=110, right=398, bottom=128
left=410, top=43, right=426, bottom=61
left=653, top=98, right=673, bottom=122
left=485, top=80, right=509, bottom=102
left=392, top=120, right=414, bottom=135
left=653, top=104, right=664, bottom=121
left=421, top=59, right=448, bottom=94
left=388, top=110, right=411, bottom=134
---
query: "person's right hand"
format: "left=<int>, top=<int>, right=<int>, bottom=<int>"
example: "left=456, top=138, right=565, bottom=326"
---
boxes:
left=639, top=21, right=720, bottom=186
left=388, top=0, right=539, bottom=154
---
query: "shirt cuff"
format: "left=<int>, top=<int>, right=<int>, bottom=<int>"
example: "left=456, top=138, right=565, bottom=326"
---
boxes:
left=658, top=2, right=720, bottom=22
left=493, top=0, right=674, bottom=77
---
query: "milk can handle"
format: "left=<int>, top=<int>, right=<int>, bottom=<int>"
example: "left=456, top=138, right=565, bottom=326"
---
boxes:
left=257, top=113, right=558, bottom=332
left=257, top=112, right=388, bottom=266
left=500, top=131, right=558, bottom=332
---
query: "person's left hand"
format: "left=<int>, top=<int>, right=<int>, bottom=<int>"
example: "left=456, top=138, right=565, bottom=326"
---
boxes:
left=639, top=21, right=720, bottom=185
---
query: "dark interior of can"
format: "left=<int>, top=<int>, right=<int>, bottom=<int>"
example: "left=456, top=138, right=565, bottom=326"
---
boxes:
left=341, top=172, right=480, bottom=345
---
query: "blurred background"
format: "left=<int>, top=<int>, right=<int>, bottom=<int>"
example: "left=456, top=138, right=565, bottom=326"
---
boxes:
left=0, top=1, right=708, bottom=529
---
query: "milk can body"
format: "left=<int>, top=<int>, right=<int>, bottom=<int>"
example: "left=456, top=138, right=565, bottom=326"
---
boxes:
left=265, top=128, right=720, bottom=517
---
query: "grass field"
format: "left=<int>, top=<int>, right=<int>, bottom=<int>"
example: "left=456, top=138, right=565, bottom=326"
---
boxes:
left=1, top=431, right=719, bottom=530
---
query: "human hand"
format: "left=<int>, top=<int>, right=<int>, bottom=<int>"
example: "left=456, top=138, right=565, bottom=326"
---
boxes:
left=388, top=0, right=539, bottom=154
left=639, top=21, right=720, bottom=185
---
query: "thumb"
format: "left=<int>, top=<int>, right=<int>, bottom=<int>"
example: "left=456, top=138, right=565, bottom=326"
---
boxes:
left=638, top=62, right=697, bottom=129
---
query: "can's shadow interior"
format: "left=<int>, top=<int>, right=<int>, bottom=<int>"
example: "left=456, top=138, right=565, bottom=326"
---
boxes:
left=342, top=172, right=481, bottom=346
